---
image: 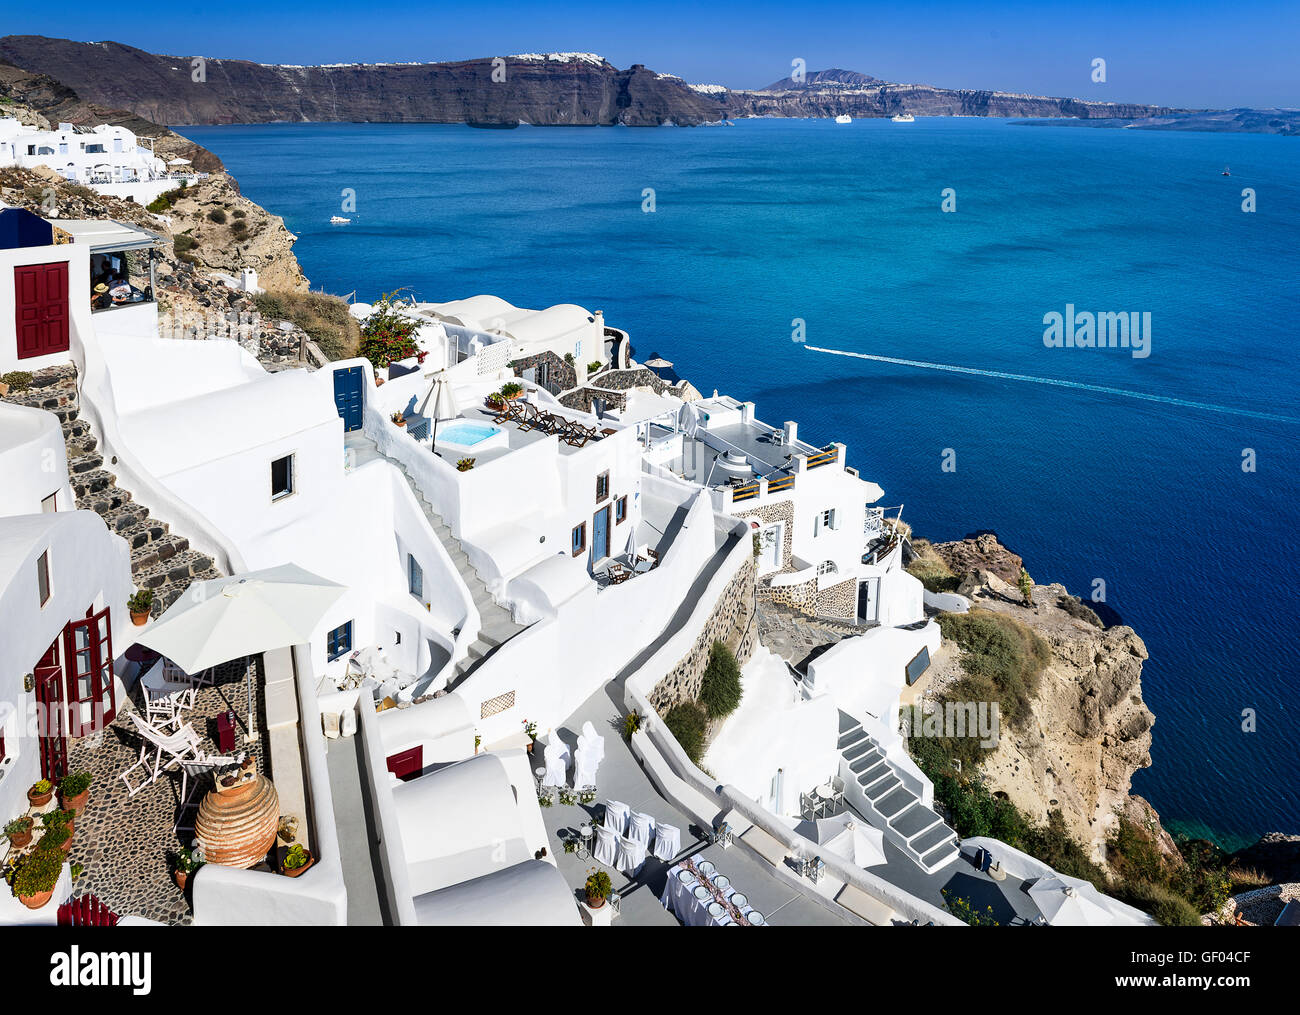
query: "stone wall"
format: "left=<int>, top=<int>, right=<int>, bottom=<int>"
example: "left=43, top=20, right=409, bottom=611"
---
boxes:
left=756, top=571, right=857, bottom=622
left=510, top=350, right=575, bottom=397
left=648, top=553, right=757, bottom=713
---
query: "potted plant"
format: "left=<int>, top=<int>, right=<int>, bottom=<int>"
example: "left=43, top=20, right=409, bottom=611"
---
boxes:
left=280, top=842, right=315, bottom=878
left=59, top=772, right=93, bottom=815
left=4, top=816, right=34, bottom=850
left=500, top=381, right=524, bottom=402
left=41, top=810, right=74, bottom=852
left=27, top=779, right=53, bottom=808
left=486, top=390, right=505, bottom=409
left=585, top=868, right=613, bottom=909
left=174, top=843, right=204, bottom=891
left=128, top=588, right=153, bottom=626
left=456, top=457, right=475, bottom=472
left=621, top=710, right=643, bottom=741
left=391, top=411, right=407, bottom=428
left=11, top=847, right=62, bottom=910
left=522, top=720, right=538, bottom=753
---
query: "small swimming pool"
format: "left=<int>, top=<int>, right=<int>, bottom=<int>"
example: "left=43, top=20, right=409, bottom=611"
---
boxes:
left=437, top=421, right=503, bottom=448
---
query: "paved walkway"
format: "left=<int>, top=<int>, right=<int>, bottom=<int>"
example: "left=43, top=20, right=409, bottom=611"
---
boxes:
left=66, top=656, right=269, bottom=925
left=540, top=686, right=852, bottom=927
left=325, top=734, right=387, bottom=925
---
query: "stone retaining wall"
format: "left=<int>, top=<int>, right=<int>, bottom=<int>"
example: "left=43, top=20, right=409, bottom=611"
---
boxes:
left=510, top=350, right=575, bottom=396
left=648, top=553, right=757, bottom=713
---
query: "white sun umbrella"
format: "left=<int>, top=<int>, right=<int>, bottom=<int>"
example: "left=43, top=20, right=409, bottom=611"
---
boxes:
left=417, top=370, right=460, bottom=444
left=137, top=564, right=347, bottom=741
left=1028, top=875, right=1126, bottom=926
left=813, top=812, right=887, bottom=869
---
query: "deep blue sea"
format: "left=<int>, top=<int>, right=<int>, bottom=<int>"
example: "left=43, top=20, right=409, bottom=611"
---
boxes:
left=183, top=118, right=1299, bottom=850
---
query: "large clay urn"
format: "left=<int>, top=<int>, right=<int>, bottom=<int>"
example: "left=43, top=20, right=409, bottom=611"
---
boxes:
left=195, top=773, right=280, bottom=869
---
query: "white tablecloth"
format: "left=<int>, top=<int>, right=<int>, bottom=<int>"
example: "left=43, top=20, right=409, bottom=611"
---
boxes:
left=659, top=854, right=762, bottom=926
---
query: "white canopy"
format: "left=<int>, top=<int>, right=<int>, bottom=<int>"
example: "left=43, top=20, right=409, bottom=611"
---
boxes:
left=1028, top=875, right=1145, bottom=926
left=813, top=812, right=887, bottom=869
left=137, top=563, right=347, bottom=673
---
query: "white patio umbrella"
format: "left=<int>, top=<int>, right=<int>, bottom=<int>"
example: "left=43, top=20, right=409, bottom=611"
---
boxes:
left=813, top=812, right=887, bottom=868
left=136, top=564, right=347, bottom=741
left=1028, top=875, right=1129, bottom=926
left=417, top=370, right=460, bottom=444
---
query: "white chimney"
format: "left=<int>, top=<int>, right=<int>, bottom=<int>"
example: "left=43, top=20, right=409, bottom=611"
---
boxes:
left=783, top=420, right=798, bottom=445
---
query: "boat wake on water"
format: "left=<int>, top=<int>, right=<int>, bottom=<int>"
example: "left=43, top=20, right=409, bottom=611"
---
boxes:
left=803, top=345, right=1300, bottom=426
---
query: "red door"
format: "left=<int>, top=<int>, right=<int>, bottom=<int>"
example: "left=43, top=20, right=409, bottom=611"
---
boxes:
left=34, top=640, right=68, bottom=782
left=64, top=607, right=116, bottom=738
left=15, top=262, right=70, bottom=360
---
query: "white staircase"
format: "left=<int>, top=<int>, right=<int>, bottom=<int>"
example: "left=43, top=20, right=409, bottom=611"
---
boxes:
left=345, top=431, right=524, bottom=685
left=837, top=712, right=959, bottom=875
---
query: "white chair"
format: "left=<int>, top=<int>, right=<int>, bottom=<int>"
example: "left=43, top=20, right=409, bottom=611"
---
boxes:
left=627, top=810, right=655, bottom=849
left=542, top=735, right=570, bottom=788
left=140, top=661, right=196, bottom=730
left=120, top=713, right=206, bottom=796
left=572, top=743, right=600, bottom=789
left=603, top=799, right=630, bottom=836
left=592, top=824, right=619, bottom=867
left=652, top=822, right=681, bottom=862
left=164, top=659, right=215, bottom=690
left=579, top=721, right=606, bottom=763
left=615, top=834, right=646, bottom=877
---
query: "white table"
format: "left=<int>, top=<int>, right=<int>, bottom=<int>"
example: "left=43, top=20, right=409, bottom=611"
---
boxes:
left=659, top=854, right=763, bottom=927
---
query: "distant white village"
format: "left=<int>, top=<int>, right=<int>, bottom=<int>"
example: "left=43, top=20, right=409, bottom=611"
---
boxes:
left=0, top=202, right=1156, bottom=927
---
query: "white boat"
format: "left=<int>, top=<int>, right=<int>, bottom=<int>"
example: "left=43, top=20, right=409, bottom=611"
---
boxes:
left=834, top=114, right=852, bottom=124
left=330, top=215, right=351, bottom=224
left=891, top=113, right=915, bottom=123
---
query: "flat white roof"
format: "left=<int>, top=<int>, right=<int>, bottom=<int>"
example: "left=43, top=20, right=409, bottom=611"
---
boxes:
left=49, top=218, right=164, bottom=252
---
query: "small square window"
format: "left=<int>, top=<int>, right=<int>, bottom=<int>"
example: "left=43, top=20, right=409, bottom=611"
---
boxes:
left=596, top=471, right=610, bottom=502
left=615, top=495, right=627, bottom=524
left=408, top=554, right=424, bottom=600
left=327, top=621, right=353, bottom=661
left=571, top=523, right=587, bottom=557
left=271, top=454, right=295, bottom=501
left=36, top=550, right=50, bottom=608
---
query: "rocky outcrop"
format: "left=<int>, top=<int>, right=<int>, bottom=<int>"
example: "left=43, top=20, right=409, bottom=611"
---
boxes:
left=932, top=531, right=1024, bottom=585
left=1230, top=833, right=1300, bottom=885
left=940, top=549, right=1159, bottom=861
left=0, top=40, right=723, bottom=126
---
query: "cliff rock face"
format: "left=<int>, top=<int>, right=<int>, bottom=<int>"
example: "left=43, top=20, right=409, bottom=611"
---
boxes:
left=0, top=39, right=723, bottom=126
left=0, top=39, right=1185, bottom=128
left=937, top=535, right=1160, bottom=860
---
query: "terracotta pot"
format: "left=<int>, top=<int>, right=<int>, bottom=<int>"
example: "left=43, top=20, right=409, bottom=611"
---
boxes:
left=173, top=870, right=188, bottom=891
left=586, top=892, right=606, bottom=910
left=394, top=418, right=406, bottom=428
left=6, top=829, right=32, bottom=850
left=282, top=853, right=315, bottom=878
left=63, top=790, right=90, bottom=815
left=19, top=889, right=54, bottom=911
left=130, top=608, right=149, bottom=626
left=195, top=774, right=279, bottom=869
left=27, top=786, right=53, bottom=808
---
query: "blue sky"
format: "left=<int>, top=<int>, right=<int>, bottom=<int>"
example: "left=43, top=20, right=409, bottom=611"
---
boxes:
left=7, top=1, right=1298, bottom=108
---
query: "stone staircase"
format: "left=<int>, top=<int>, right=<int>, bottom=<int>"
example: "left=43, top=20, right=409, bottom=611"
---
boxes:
left=837, top=712, right=960, bottom=875
left=0, top=365, right=222, bottom=615
left=344, top=432, right=524, bottom=685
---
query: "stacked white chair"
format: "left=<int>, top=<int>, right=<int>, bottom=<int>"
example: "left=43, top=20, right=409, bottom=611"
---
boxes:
left=542, top=733, right=570, bottom=788
left=603, top=799, right=630, bottom=836
left=579, top=720, right=606, bottom=763
left=593, top=824, right=619, bottom=867
left=627, top=810, right=655, bottom=849
left=652, top=822, right=681, bottom=861
left=615, top=834, right=646, bottom=877
left=573, top=741, right=600, bottom=790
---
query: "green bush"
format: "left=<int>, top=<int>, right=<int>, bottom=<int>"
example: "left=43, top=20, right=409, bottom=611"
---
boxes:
left=253, top=289, right=360, bottom=360
left=663, top=702, right=708, bottom=764
left=1, top=370, right=33, bottom=392
left=207, top=207, right=228, bottom=224
left=232, top=207, right=247, bottom=219
left=936, top=609, right=1050, bottom=730
left=358, top=291, right=420, bottom=368
left=1122, top=881, right=1202, bottom=926
left=698, top=641, right=742, bottom=719
left=59, top=772, right=93, bottom=797
left=11, top=848, right=62, bottom=897
left=230, top=219, right=249, bottom=238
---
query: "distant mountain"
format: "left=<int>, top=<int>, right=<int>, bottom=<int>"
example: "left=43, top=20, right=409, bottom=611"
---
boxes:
left=5, top=36, right=1283, bottom=131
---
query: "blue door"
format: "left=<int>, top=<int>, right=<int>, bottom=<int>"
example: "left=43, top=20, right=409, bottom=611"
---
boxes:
left=592, top=505, right=610, bottom=565
left=333, top=366, right=363, bottom=432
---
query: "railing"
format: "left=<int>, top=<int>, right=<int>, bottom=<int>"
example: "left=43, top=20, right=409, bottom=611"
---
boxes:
left=766, top=473, right=796, bottom=494
left=58, top=894, right=119, bottom=926
left=806, top=446, right=839, bottom=469
left=731, top=481, right=760, bottom=502
left=406, top=417, right=430, bottom=442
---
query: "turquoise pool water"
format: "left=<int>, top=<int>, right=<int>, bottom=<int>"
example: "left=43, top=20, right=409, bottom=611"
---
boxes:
left=437, top=421, right=500, bottom=446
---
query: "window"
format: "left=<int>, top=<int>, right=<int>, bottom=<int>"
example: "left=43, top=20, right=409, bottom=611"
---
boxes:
left=41, top=492, right=57, bottom=514
left=37, top=551, right=51, bottom=607
left=271, top=454, right=295, bottom=501
left=817, top=560, right=838, bottom=577
left=615, top=495, right=628, bottom=524
left=327, top=622, right=353, bottom=662
left=571, top=522, right=587, bottom=557
left=596, top=471, right=610, bottom=502
left=815, top=508, right=837, bottom=535
left=408, top=554, right=424, bottom=600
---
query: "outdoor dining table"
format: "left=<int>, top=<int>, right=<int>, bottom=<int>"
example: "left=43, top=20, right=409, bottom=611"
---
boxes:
left=659, top=853, right=765, bottom=927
